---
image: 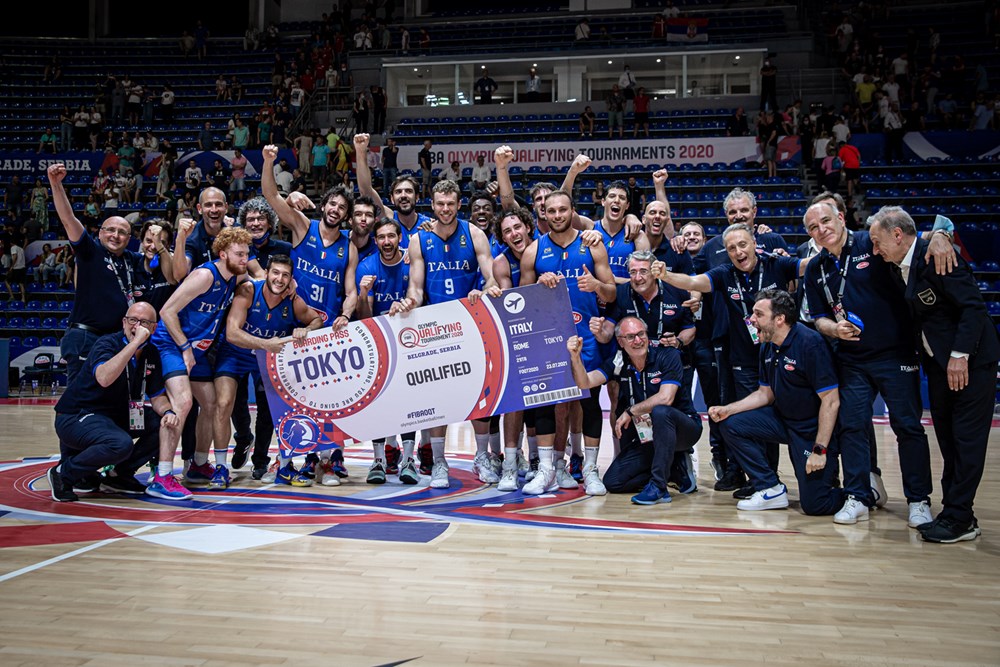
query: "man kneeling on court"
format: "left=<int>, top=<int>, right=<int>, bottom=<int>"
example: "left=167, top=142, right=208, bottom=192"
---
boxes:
left=48, top=302, right=181, bottom=502
left=709, top=289, right=846, bottom=516
left=567, top=315, right=702, bottom=505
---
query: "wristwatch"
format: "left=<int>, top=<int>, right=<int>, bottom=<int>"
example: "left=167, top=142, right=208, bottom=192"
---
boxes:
left=812, top=444, right=827, bottom=456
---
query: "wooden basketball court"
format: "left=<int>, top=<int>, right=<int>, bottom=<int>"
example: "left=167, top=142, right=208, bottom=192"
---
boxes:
left=0, top=401, right=997, bottom=666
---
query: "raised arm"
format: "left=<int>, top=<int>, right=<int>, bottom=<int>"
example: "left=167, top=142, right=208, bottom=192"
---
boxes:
left=46, top=163, right=85, bottom=243
left=261, top=144, right=309, bottom=244
left=353, top=133, right=387, bottom=215
left=494, top=145, right=517, bottom=212
left=651, top=261, right=712, bottom=293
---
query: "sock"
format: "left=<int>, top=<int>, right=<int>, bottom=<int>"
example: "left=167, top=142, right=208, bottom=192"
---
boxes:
left=157, top=461, right=173, bottom=477
left=193, top=452, right=208, bottom=466
left=489, top=431, right=502, bottom=455
left=474, top=433, right=489, bottom=456
left=373, top=442, right=385, bottom=460
left=538, top=446, right=553, bottom=469
left=402, top=439, right=415, bottom=460
left=214, top=449, right=228, bottom=467
left=503, top=447, right=518, bottom=471
left=569, top=431, right=584, bottom=456
left=584, top=446, right=599, bottom=469
left=527, top=435, right=538, bottom=458
left=279, top=454, right=292, bottom=466
left=552, top=448, right=565, bottom=468
left=431, top=436, right=446, bottom=462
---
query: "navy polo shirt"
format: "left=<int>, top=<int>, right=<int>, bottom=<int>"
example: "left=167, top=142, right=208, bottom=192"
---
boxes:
left=759, top=323, right=838, bottom=435
left=133, top=258, right=175, bottom=313
left=69, top=233, right=144, bottom=334
left=185, top=220, right=218, bottom=269
left=55, top=332, right=166, bottom=430
left=251, top=234, right=293, bottom=269
left=803, top=231, right=917, bottom=363
left=706, top=253, right=800, bottom=370
left=597, top=345, right=697, bottom=419
left=651, top=236, right=694, bottom=275
left=605, top=281, right=694, bottom=347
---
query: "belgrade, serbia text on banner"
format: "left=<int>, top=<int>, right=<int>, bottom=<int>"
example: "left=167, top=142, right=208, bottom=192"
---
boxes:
left=256, top=282, right=582, bottom=456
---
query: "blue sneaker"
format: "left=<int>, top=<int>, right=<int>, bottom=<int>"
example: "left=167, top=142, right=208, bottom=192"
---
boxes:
left=208, top=464, right=231, bottom=490
left=569, top=453, right=584, bottom=482
left=671, top=452, right=698, bottom=495
left=275, top=463, right=314, bottom=487
left=631, top=481, right=671, bottom=505
left=330, top=449, right=349, bottom=478
left=300, top=453, right=320, bottom=479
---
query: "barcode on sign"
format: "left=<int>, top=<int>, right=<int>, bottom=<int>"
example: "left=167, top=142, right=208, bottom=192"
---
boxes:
left=523, top=387, right=582, bottom=406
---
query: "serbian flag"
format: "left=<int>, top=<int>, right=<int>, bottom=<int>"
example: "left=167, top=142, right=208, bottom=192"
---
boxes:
left=667, top=18, right=709, bottom=43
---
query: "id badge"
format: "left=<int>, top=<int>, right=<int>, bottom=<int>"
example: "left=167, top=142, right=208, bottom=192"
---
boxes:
left=129, top=400, right=145, bottom=431
left=633, top=412, right=654, bottom=443
left=744, top=317, right=760, bottom=345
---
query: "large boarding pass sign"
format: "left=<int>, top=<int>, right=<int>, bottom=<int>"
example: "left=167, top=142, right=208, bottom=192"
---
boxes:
left=257, top=282, right=582, bottom=455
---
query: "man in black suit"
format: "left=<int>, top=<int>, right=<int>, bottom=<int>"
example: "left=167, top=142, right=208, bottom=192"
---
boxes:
left=868, top=206, right=1000, bottom=543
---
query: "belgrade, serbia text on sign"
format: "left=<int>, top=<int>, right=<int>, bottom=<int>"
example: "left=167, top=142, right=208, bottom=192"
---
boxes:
left=257, top=282, right=582, bottom=455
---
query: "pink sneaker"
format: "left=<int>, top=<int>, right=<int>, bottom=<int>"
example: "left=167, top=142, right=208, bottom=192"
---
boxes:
left=146, top=474, right=193, bottom=500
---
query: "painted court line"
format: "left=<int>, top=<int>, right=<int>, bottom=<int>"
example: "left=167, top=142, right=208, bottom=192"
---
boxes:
left=0, top=525, right=156, bottom=584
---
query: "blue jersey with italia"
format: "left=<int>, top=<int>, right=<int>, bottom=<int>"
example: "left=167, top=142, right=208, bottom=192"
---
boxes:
left=418, top=219, right=479, bottom=305
left=224, top=279, right=298, bottom=349
left=593, top=220, right=635, bottom=280
left=357, top=252, right=409, bottom=316
left=292, top=220, right=349, bottom=322
left=501, top=246, right=522, bottom=288
left=152, top=261, right=236, bottom=352
left=534, top=232, right=602, bottom=371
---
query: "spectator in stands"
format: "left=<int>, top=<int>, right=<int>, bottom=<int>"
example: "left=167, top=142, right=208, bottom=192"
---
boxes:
left=194, top=122, right=213, bottom=152
left=592, top=181, right=606, bottom=219
left=159, top=84, right=176, bottom=123
left=758, top=109, right=779, bottom=178
left=265, top=22, right=279, bottom=49
left=937, top=93, right=960, bottom=129
left=353, top=91, right=370, bottom=133
left=274, top=160, right=294, bottom=194
left=35, top=244, right=56, bottom=283
left=156, top=154, right=174, bottom=203
left=232, top=117, right=250, bottom=150
left=371, top=85, right=387, bottom=134
left=43, top=55, right=62, bottom=83
left=258, top=113, right=274, bottom=147
left=476, top=68, right=499, bottom=104
left=890, top=52, right=910, bottom=94
left=38, top=127, right=58, bottom=154
left=400, top=26, right=410, bottom=54
left=820, top=143, right=841, bottom=193
left=971, top=96, right=994, bottom=130
left=441, top=160, right=461, bottom=186
left=194, top=20, right=209, bottom=60
left=228, top=75, right=243, bottom=102
left=838, top=141, right=861, bottom=197
left=418, top=139, right=434, bottom=199
left=229, top=149, right=248, bottom=204
left=525, top=68, right=542, bottom=103
left=575, top=17, right=591, bottom=42
left=626, top=176, right=644, bottom=218
left=183, top=160, right=203, bottom=198
left=215, top=74, right=229, bottom=102
left=82, top=194, right=100, bottom=228
left=72, top=104, right=90, bottom=150
left=209, top=159, right=229, bottom=192
left=579, top=105, right=596, bottom=137
left=59, top=105, right=73, bottom=152
left=883, top=101, right=905, bottom=162
left=5, top=235, right=27, bottom=302
left=4, top=175, right=24, bottom=222
left=102, top=179, right=121, bottom=217
left=419, top=27, right=430, bottom=52
left=760, top=58, right=778, bottom=112
left=244, top=24, right=260, bottom=51
left=632, top=87, right=650, bottom=137
left=651, top=14, right=665, bottom=39
left=606, top=84, right=625, bottom=138
left=179, top=30, right=195, bottom=58
left=618, top=65, right=637, bottom=110
left=471, top=155, right=492, bottom=192
left=381, top=136, right=398, bottom=197
left=334, top=62, right=353, bottom=106
left=30, top=177, right=49, bottom=229
left=23, top=213, right=43, bottom=245
left=310, top=132, right=331, bottom=193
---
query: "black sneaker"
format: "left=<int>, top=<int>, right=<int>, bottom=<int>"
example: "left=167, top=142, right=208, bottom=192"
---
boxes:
left=418, top=444, right=433, bottom=475
left=48, top=464, right=78, bottom=502
left=251, top=465, right=268, bottom=481
left=921, top=517, right=981, bottom=544
left=99, top=473, right=147, bottom=495
left=72, top=472, right=102, bottom=494
left=385, top=444, right=401, bottom=474
left=732, top=483, right=755, bottom=500
left=231, top=438, right=253, bottom=470
left=714, top=468, right=746, bottom=492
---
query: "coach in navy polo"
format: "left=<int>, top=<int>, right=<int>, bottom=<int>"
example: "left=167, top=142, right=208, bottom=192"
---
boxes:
left=48, top=163, right=145, bottom=386
left=802, top=200, right=955, bottom=528
left=710, top=290, right=844, bottom=516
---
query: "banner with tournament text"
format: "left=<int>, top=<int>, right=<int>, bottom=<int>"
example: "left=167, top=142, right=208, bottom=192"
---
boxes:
left=257, top=283, right=582, bottom=456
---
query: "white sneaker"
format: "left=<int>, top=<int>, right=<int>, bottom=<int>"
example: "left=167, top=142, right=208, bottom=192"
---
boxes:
left=555, top=462, right=579, bottom=489
left=582, top=464, right=607, bottom=496
left=261, top=460, right=280, bottom=484
left=473, top=452, right=500, bottom=484
left=736, top=483, right=789, bottom=511
left=908, top=500, right=933, bottom=528
left=834, top=495, right=870, bottom=525
left=430, top=459, right=450, bottom=489
left=497, top=467, right=519, bottom=492
left=870, top=472, right=888, bottom=508
left=320, top=461, right=341, bottom=487
left=522, top=465, right=557, bottom=495
left=488, top=453, right=503, bottom=476
left=516, top=451, right=530, bottom=475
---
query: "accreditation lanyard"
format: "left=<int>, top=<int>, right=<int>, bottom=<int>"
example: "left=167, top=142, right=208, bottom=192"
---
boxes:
left=732, top=263, right=765, bottom=320
left=109, top=253, right=135, bottom=307
left=625, top=367, right=647, bottom=405
left=819, top=233, right=854, bottom=319
left=630, top=283, right=665, bottom=341
left=625, top=365, right=654, bottom=443
left=124, top=351, right=148, bottom=431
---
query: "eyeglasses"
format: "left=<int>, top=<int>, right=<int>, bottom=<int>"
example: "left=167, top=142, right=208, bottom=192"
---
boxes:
left=618, top=331, right=648, bottom=343
left=125, top=316, right=156, bottom=327
left=628, top=268, right=651, bottom=277
left=101, top=227, right=130, bottom=237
